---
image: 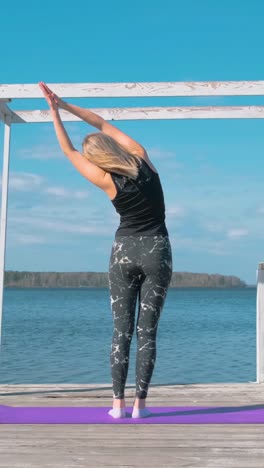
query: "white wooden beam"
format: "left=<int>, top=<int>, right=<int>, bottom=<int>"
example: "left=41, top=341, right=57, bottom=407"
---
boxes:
left=1, top=81, right=264, bottom=99
left=0, top=103, right=12, bottom=123
left=9, top=105, right=264, bottom=123
left=0, top=103, right=23, bottom=124
left=257, top=262, right=264, bottom=383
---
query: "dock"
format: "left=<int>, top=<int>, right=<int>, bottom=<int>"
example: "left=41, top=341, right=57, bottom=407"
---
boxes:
left=1, top=382, right=264, bottom=467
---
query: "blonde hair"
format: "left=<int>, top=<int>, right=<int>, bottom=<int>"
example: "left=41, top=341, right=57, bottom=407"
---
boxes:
left=82, top=132, right=143, bottom=180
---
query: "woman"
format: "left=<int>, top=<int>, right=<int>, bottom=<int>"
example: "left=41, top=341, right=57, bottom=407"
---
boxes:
left=39, top=82, right=173, bottom=419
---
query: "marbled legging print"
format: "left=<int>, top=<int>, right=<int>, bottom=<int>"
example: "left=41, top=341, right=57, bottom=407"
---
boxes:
left=108, top=235, right=173, bottom=399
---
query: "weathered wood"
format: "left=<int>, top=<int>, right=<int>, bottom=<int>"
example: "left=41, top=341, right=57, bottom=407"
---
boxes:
left=9, top=105, right=264, bottom=123
left=0, top=103, right=9, bottom=123
left=0, top=102, right=22, bottom=124
left=0, top=384, right=264, bottom=467
left=1, top=80, right=264, bottom=99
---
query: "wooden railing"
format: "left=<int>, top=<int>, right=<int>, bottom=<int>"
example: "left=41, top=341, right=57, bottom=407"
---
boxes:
left=0, top=81, right=263, bottom=386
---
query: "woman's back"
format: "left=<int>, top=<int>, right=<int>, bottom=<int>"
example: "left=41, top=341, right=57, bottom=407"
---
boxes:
left=106, top=157, right=169, bottom=238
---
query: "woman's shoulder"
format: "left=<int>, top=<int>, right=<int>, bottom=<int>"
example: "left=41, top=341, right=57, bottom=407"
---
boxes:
left=136, top=153, right=159, bottom=174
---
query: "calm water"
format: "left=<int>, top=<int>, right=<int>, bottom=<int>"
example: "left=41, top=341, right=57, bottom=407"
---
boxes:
left=0, top=287, right=257, bottom=384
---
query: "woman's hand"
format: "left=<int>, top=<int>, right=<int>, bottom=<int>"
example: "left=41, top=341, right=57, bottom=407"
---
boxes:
left=38, top=81, right=75, bottom=155
left=38, top=82, right=64, bottom=111
left=38, top=82, right=104, bottom=129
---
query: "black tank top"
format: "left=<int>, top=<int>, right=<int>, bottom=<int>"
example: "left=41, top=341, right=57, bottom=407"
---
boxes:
left=110, top=158, right=169, bottom=237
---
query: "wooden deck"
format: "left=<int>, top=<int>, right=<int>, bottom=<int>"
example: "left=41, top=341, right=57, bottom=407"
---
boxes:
left=1, top=382, right=264, bottom=467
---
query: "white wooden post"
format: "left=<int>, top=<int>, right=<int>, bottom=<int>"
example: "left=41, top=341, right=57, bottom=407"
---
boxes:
left=256, top=262, right=264, bottom=383
left=0, top=116, right=11, bottom=347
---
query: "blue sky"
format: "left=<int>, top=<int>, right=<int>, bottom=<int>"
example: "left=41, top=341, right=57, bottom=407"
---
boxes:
left=1, top=0, right=264, bottom=284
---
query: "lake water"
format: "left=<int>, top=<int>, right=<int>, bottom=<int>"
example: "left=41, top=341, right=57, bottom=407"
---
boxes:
left=0, top=287, right=257, bottom=385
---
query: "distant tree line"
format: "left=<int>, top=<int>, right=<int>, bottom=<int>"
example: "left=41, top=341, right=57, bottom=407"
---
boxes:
left=4, top=271, right=247, bottom=288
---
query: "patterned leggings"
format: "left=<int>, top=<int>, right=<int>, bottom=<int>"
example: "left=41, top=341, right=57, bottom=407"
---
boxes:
left=108, top=235, right=173, bottom=399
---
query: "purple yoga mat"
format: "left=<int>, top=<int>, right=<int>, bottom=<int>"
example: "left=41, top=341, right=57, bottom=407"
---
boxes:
left=1, top=404, right=264, bottom=423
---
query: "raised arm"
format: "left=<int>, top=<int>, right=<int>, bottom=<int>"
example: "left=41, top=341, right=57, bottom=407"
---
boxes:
left=38, top=82, right=109, bottom=189
left=62, top=102, right=146, bottom=156
left=39, top=82, right=147, bottom=157
left=100, top=120, right=146, bottom=157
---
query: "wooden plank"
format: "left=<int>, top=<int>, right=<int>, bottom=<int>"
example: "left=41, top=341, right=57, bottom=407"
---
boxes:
left=10, top=105, right=264, bottom=123
left=1, top=445, right=264, bottom=468
left=0, top=103, right=8, bottom=123
left=1, top=383, right=264, bottom=406
left=1, top=80, right=264, bottom=99
left=1, top=384, right=264, bottom=468
left=1, top=447, right=264, bottom=468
